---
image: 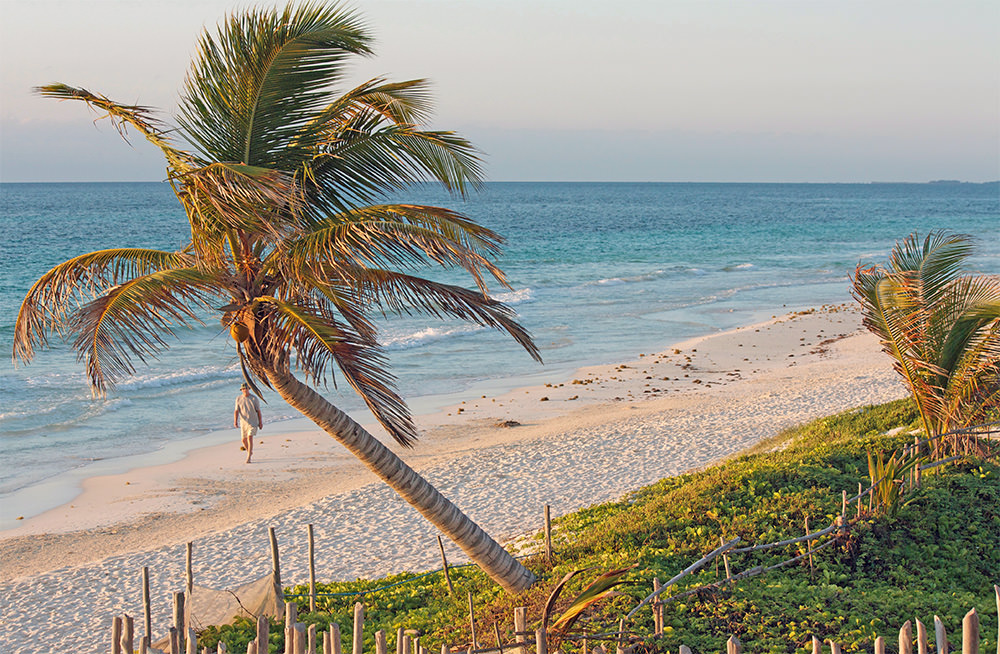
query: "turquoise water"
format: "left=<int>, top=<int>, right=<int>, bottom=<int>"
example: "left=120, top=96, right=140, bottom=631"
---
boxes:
left=1, top=181, right=997, bottom=525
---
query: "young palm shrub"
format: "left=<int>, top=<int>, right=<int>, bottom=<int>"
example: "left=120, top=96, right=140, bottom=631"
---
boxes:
left=14, top=2, right=540, bottom=593
left=851, top=231, right=1000, bottom=453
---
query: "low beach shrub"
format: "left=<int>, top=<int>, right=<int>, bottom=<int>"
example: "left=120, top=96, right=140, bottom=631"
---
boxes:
left=199, top=399, right=999, bottom=653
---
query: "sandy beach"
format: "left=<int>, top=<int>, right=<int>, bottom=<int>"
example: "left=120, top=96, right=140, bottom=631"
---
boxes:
left=0, top=305, right=906, bottom=653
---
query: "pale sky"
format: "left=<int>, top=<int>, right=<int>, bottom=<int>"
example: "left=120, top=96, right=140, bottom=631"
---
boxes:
left=1, top=0, right=998, bottom=183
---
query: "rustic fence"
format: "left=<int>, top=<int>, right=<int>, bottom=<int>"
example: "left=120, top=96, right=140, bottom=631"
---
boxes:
left=111, top=423, right=998, bottom=654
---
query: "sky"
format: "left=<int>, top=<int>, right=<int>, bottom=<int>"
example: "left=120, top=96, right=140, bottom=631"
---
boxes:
left=1, top=0, right=998, bottom=183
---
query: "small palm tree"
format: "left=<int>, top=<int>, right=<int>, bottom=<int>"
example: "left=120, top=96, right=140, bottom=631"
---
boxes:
left=14, top=2, right=540, bottom=593
left=851, top=231, right=1000, bottom=451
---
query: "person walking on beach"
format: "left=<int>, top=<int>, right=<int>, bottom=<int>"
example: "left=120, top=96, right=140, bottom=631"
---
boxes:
left=233, top=383, right=263, bottom=463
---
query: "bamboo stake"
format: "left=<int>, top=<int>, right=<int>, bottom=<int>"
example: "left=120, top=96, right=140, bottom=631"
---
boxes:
left=376, top=630, right=388, bottom=654
left=726, top=635, right=741, bottom=654
left=514, top=607, right=528, bottom=654
left=536, top=628, right=547, bottom=654
left=112, top=615, right=123, bottom=654
left=307, top=524, right=317, bottom=613
left=438, top=535, right=455, bottom=595
left=900, top=620, right=913, bottom=654
left=352, top=602, right=365, bottom=654
left=875, top=635, right=885, bottom=654
left=469, top=591, right=479, bottom=648
left=934, top=615, right=949, bottom=654
left=544, top=505, right=552, bottom=564
left=962, top=608, right=979, bottom=654
left=142, top=566, right=152, bottom=651
left=917, top=619, right=929, bottom=654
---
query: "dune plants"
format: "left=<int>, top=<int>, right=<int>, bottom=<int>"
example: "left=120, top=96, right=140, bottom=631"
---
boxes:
left=14, top=2, right=541, bottom=593
left=851, top=231, right=1000, bottom=452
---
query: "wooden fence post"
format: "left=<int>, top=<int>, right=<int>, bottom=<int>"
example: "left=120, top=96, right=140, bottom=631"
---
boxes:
left=514, top=607, right=528, bottom=654
left=536, top=628, right=548, bottom=654
left=678, top=647, right=692, bottom=654
left=652, top=578, right=663, bottom=636
left=805, top=516, right=814, bottom=579
left=720, top=536, right=732, bottom=581
left=270, top=526, right=282, bottom=594
left=468, top=591, right=479, bottom=648
left=352, top=602, right=365, bottom=654
left=187, top=542, right=194, bottom=596
left=256, top=614, right=269, bottom=654
left=142, top=567, right=152, bottom=650
left=309, top=624, right=317, bottom=654
left=995, top=585, right=1000, bottom=654
left=174, top=592, right=186, bottom=654
left=829, top=639, right=843, bottom=654
left=726, top=635, right=741, bottom=654
left=494, top=622, right=503, bottom=653
left=874, top=635, right=885, bottom=654
left=544, top=505, right=553, bottom=564
left=917, top=619, right=929, bottom=654
left=857, top=483, right=863, bottom=518
left=900, top=620, right=913, bottom=654
left=308, top=524, right=317, bottom=613
left=811, top=635, right=821, bottom=654
left=285, top=601, right=297, bottom=654
left=962, top=608, right=979, bottom=654
left=187, top=626, right=198, bottom=654
left=330, top=623, right=343, bottom=654
left=123, top=614, right=134, bottom=654
left=934, top=615, right=949, bottom=654
left=112, top=614, right=123, bottom=654
left=375, top=629, right=388, bottom=654
left=437, top=535, right=455, bottom=595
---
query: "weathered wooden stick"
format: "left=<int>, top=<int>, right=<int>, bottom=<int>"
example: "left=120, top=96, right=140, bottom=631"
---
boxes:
left=219, top=639, right=228, bottom=653
left=544, top=505, right=553, bottom=564
left=331, top=623, right=343, bottom=654
left=536, top=628, right=548, bottom=654
left=900, top=620, right=913, bottom=654
left=296, top=622, right=308, bottom=654
left=375, top=629, right=388, bottom=654
left=875, top=635, right=885, bottom=654
left=285, top=601, right=298, bottom=654
left=678, top=647, right=692, bottom=654
left=652, top=578, right=663, bottom=636
left=805, top=517, right=814, bottom=579
left=309, top=624, right=317, bottom=654
left=142, top=567, right=152, bottom=649
left=140, top=631, right=149, bottom=654
left=996, top=585, right=1000, bottom=654
left=308, top=524, right=317, bottom=613
left=726, top=635, right=741, bottom=654
left=247, top=640, right=257, bottom=654
left=857, top=482, right=863, bottom=517
left=168, top=626, right=180, bottom=654
left=352, top=602, right=365, bottom=654
left=256, top=614, right=269, bottom=654
left=397, top=627, right=406, bottom=654
left=627, top=537, right=740, bottom=618
left=617, top=618, right=626, bottom=654
left=123, top=614, right=135, bottom=654
left=186, top=627, right=198, bottom=654
left=841, top=490, right=847, bottom=521
left=720, top=536, right=732, bottom=580
left=934, top=615, right=949, bottom=654
left=730, top=524, right=836, bottom=554
left=441, top=645, right=449, bottom=654
left=811, top=635, right=820, bottom=654
left=494, top=622, right=503, bottom=653
left=469, top=591, right=479, bottom=648
left=270, top=526, right=282, bottom=589
left=112, top=614, right=123, bottom=654
left=187, top=542, right=194, bottom=595
left=829, top=639, right=843, bottom=654
left=962, top=608, right=979, bottom=654
left=917, top=619, right=929, bottom=654
left=514, top=607, right=528, bottom=654
left=438, top=535, right=455, bottom=595
left=174, top=592, right=186, bottom=653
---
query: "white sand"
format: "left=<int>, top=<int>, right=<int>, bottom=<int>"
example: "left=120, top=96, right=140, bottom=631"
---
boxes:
left=0, top=306, right=905, bottom=653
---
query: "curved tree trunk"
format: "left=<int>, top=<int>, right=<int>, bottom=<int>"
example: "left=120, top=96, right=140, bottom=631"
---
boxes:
left=265, top=366, right=536, bottom=594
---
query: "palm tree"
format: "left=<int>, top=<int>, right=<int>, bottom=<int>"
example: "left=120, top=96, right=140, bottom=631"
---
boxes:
left=14, top=2, right=540, bottom=594
left=851, top=231, right=1000, bottom=452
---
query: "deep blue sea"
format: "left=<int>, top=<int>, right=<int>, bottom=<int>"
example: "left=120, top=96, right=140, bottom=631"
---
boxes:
left=1, top=182, right=998, bottom=526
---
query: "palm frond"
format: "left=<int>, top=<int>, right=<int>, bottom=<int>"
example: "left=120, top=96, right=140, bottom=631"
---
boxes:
left=258, top=297, right=418, bottom=446
left=14, top=248, right=194, bottom=364
left=70, top=268, right=224, bottom=393
left=34, top=84, right=191, bottom=172
left=177, top=1, right=371, bottom=168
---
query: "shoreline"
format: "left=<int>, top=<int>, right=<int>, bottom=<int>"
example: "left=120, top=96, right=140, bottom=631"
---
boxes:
left=0, top=305, right=907, bottom=653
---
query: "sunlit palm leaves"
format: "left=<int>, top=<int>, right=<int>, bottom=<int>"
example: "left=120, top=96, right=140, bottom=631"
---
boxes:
left=851, top=231, right=1000, bottom=439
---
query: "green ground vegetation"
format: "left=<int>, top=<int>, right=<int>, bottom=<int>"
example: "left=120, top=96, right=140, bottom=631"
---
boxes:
left=199, top=398, right=999, bottom=653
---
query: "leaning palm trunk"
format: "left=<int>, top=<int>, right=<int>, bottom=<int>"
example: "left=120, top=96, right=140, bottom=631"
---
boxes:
left=266, top=366, right=535, bottom=593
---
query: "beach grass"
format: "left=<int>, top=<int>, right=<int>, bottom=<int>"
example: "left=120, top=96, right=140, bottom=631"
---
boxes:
left=199, top=398, right=999, bottom=653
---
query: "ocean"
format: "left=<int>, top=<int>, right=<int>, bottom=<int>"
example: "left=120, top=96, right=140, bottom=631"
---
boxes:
left=1, top=181, right=997, bottom=527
